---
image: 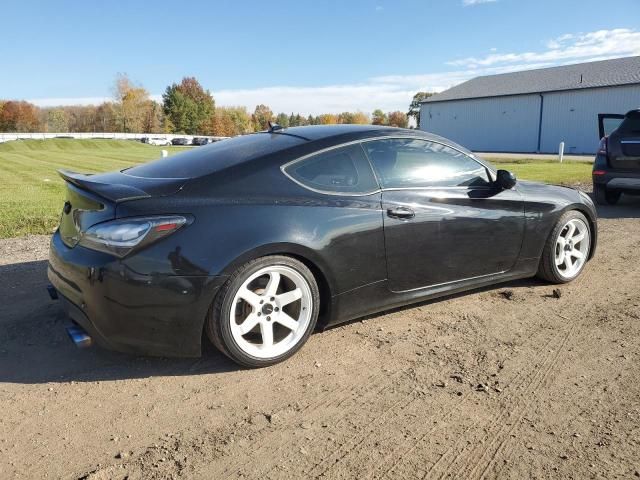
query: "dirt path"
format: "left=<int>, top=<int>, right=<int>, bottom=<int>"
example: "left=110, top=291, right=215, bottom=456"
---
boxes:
left=1, top=199, right=639, bottom=479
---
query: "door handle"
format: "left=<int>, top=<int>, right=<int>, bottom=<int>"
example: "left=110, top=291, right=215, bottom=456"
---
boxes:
left=387, top=207, right=415, bottom=219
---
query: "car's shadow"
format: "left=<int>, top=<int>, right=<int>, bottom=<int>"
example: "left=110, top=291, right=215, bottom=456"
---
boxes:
left=0, top=259, right=239, bottom=385
left=0, top=258, right=540, bottom=385
left=591, top=192, right=640, bottom=219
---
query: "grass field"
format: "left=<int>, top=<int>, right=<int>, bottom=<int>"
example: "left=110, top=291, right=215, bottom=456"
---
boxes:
left=0, top=139, right=185, bottom=238
left=0, top=139, right=593, bottom=239
left=486, top=156, right=593, bottom=185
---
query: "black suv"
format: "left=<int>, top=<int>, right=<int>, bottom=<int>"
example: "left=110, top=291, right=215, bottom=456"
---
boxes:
left=593, top=109, right=640, bottom=205
left=171, top=137, right=190, bottom=146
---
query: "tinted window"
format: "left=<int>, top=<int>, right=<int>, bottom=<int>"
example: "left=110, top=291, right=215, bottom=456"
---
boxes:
left=125, top=133, right=305, bottom=179
left=603, top=117, right=624, bottom=136
left=619, top=111, right=640, bottom=134
left=285, top=144, right=378, bottom=194
left=363, top=138, right=490, bottom=188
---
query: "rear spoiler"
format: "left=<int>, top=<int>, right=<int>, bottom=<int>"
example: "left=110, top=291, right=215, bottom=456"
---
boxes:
left=58, top=170, right=187, bottom=203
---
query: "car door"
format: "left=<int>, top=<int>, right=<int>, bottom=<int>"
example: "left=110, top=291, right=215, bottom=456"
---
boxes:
left=598, top=113, right=625, bottom=139
left=362, top=138, right=525, bottom=292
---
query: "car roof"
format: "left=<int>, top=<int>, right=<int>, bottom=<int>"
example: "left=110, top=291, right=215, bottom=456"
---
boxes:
left=274, top=124, right=403, bottom=141
left=124, top=125, right=471, bottom=180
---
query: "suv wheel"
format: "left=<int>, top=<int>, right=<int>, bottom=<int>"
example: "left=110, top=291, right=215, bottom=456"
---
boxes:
left=593, top=184, right=621, bottom=205
left=206, top=255, right=320, bottom=367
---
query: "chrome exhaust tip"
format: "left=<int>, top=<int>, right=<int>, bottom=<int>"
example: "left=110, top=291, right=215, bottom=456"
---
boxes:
left=66, top=325, right=93, bottom=349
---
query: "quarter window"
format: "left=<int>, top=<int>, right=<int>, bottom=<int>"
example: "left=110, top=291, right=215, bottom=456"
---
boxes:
left=363, top=138, right=491, bottom=188
left=284, top=144, right=379, bottom=194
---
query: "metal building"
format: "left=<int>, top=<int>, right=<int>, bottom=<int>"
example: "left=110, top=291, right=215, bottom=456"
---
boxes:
left=420, top=56, right=640, bottom=154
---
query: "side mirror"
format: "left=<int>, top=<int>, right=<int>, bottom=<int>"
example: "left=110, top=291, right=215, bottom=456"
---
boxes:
left=496, top=169, right=517, bottom=190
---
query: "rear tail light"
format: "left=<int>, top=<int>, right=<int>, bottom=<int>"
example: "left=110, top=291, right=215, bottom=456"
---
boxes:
left=597, top=136, right=608, bottom=155
left=79, top=216, right=188, bottom=257
left=594, top=137, right=609, bottom=175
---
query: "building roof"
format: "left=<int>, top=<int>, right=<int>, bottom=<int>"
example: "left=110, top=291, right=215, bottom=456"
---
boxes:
left=424, top=56, right=640, bottom=103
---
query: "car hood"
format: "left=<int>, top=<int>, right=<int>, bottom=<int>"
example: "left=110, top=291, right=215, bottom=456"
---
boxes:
left=516, top=179, right=581, bottom=200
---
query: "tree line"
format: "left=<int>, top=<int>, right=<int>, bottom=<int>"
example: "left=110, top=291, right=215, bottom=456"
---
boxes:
left=0, top=74, right=432, bottom=136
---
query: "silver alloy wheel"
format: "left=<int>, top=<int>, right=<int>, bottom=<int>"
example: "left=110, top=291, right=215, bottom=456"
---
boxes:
left=555, top=218, right=590, bottom=279
left=229, top=265, right=313, bottom=359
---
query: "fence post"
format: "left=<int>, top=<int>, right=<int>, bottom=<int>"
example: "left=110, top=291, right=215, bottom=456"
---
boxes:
left=558, top=142, right=565, bottom=163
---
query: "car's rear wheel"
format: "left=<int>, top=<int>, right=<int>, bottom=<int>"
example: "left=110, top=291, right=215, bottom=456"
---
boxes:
left=537, top=210, right=591, bottom=284
left=206, top=255, right=319, bottom=367
left=593, top=184, right=621, bottom=205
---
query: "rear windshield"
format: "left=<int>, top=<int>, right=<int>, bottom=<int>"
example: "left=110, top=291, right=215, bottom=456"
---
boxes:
left=125, top=133, right=305, bottom=178
left=618, top=111, right=640, bottom=134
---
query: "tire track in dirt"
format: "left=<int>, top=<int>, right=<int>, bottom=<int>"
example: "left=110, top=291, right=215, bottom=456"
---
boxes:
left=211, top=367, right=412, bottom=478
left=453, top=313, right=579, bottom=480
left=366, top=309, right=566, bottom=480
left=311, top=299, right=570, bottom=480
left=434, top=264, right=627, bottom=479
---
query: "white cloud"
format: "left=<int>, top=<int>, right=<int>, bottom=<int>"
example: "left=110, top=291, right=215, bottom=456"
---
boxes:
left=448, top=28, right=640, bottom=67
left=462, top=0, right=497, bottom=6
left=28, top=28, right=640, bottom=116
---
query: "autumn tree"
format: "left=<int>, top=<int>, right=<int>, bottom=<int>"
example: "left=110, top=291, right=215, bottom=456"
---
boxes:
left=94, top=102, right=118, bottom=132
left=112, top=73, right=150, bottom=132
left=338, top=111, right=369, bottom=124
left=0, top=101, right=41, bottom=132
left=407, top=91, right=433, bottom=126
left=209, top=109, right=236, bottom=137
left=225, top=107, right=252, bottom=135
left=252, top=104, right=274, bottom=131
left=275, top=112, right=289, bottom=128
left=45, top=109, right=69, bottom=132
left=163, top=77, right=215, bottom=134
left=371, top=109, right=387, bottom=125
left=317, top=113, right=338, bottom=125
left=387, top=111, right=408, bottom=128
left=141, top=101, right=167, bottom=134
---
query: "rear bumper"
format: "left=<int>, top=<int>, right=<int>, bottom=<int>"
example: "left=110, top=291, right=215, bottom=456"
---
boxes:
left=48, top=230, right=226, bottom=357
left=593, top=160, right=640, bottom=193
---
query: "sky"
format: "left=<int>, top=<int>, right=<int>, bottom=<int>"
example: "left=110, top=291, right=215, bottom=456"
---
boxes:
left=1, top=0, right=639, bottom=115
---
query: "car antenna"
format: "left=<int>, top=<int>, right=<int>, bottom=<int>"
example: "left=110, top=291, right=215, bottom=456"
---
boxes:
left=268, top=121, right=284, bottom=132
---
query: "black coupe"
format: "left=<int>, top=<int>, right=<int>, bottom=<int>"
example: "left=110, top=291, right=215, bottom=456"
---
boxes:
left=48, top=125, right=597, bottom=367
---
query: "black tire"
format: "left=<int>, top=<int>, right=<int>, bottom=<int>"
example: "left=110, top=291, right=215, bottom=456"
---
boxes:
left=536, top=210, right=591, bottom=284
left=206, top=255, right=320, bottom=368
left=593, top=184, right=621, bottom=205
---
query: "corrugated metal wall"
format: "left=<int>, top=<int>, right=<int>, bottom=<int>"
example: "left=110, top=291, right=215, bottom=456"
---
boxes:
left=539, top=85, right=640, bottom=154
left=420, top=85, right=640, bottom=154
left=420, top=94, right=541, bottom=152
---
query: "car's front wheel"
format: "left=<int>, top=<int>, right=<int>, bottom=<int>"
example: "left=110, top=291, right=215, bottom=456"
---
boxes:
left=537, top=210, right=592, bottom=284
left=206, top=255, right=320, bottom=367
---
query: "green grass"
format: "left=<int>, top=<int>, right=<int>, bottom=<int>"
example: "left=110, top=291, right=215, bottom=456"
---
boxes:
left=488, top=158, right=592, bottom=185
left=0, top=139, right=186, bottom=238
left=0, top=139, right=593, bottom=239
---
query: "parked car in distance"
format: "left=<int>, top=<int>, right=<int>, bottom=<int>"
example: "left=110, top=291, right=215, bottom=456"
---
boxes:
left=593, top=109, right=640, bottom=205
left=171, top=137, right=191, bottom=146
left=48, top=125, right=598, bottom=367
left=192, top=137, right=210, bottom=146
left=142, top=137, right=172, bottom=146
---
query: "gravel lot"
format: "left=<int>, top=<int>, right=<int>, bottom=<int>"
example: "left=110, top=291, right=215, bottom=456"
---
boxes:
left=1, top=195, right=639, bottom=479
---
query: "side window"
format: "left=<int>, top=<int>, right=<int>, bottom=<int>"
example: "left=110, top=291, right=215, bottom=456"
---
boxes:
left=284, top=144, right=379, bottom=194
left=363, top=138, right=491, bottom=188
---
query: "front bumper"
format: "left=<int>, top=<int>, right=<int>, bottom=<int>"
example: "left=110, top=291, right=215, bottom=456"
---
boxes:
left=48, top=231, right=226, bottom=357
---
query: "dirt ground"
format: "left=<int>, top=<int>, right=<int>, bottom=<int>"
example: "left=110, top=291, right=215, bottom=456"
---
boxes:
left=1, top=196, right=639, bottom=480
